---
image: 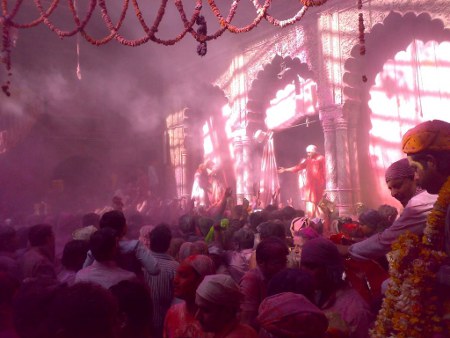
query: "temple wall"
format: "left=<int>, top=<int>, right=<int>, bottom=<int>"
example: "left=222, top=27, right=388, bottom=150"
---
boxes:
left=215, top=0, right=450, bottom=215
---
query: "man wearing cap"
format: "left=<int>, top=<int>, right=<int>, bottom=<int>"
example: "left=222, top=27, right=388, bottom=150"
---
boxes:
left=195, top=274, right=257, bottom=337
left=347, top=158, right=437, bottom=261
left=401, top=119, right=450, bottom=284
left=278, top=144, right=326, bottom=217
left=257, top=292, right=329, bottom=338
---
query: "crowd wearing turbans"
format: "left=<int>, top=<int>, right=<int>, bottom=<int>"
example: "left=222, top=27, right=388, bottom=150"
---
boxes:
left=0, top=120, right=449, bottom=338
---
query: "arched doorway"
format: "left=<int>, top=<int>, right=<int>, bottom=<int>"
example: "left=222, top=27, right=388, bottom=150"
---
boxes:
left=274, top=118, right=324, bottom=209
left=247, top=55, right=321, bottom=209
left=343, top=11, right=450, bottom=208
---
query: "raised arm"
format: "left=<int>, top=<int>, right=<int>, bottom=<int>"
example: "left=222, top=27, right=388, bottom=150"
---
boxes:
left=278, top=159, right=306, bottom=173
left=134, top=240, right=160, bottom=275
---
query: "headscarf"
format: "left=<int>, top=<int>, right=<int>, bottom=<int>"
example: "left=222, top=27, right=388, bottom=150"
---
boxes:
left=196, top=274, right=241, bottom=308
left=290, top=217, right=310, bottom=236
left=258, top=292, right=328, bottom=338
left=402, top=120, right=450, bottom=154
left=183, top=255, right=215, bottom=278
left=296, top=227, right=320, bottom=240
left=385, top=158, right=416, bottom=183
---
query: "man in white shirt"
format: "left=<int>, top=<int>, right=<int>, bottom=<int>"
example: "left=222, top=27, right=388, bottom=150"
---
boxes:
left=348, top=158, right=437, bottom=261
left=76, top=228, right=136, bottom=288
left=83, top=210, right=160, bottom=279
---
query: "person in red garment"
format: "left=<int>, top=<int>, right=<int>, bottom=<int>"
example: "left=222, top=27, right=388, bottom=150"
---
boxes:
left=279, top=144, right=326, bottom=217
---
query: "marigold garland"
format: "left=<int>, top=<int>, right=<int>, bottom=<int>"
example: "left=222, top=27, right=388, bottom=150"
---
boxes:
left=1, top=0, right=329, bottom=96
left=371, top=176, right=450, bottom=337
left=300, top=0, right=327, bottom=6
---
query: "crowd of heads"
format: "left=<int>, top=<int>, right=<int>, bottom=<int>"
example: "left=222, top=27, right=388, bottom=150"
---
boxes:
left=0, top=119, right=448, bottom=338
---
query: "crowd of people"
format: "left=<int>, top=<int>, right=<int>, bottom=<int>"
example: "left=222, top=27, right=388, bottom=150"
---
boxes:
left=0, top=119, right=449, bottom=338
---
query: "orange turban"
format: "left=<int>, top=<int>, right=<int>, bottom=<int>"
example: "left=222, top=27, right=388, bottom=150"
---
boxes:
left=402, top=120, right=450, bottom=155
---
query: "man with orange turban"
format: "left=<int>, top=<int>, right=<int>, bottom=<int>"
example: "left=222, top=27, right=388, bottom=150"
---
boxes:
left=402, top=119, right=450, bottom=195
left=402, top=119, right=450, bottom=333
left=402, top=119, right=450, bottom=256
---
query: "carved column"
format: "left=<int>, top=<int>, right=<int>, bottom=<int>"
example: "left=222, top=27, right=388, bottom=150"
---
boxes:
left=347, top=119, right=361, bottom=207
left=335, top=117, right=353, bottom=216
left=180, top=148, right=188, bottom=198
left=233, top=136, right=245, bottom=204
left=320, top=116, right=338, bottom=203
left=241, top=135, right=253, bottom=202
left=228, top=54, right=249, bottom=204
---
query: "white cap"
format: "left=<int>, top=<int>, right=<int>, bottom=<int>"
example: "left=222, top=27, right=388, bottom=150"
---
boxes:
left=306, top=145, right=318, bottom=153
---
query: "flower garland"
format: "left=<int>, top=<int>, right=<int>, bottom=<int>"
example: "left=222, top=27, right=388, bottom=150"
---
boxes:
left=300, top=0, right=327, bottom=6
left=371, top=176, right=450, bottom=338
left=1, top=18, right=12, bottom=96
left=357, top=0, right=367, bottom=83
left=252, top=0, right=309, bottom=28
left=0, top=0, right=327, bottom=96
left=196, top=15, right=207, bottom=56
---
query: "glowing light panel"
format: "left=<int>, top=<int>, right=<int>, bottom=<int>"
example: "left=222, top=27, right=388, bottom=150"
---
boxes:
left=368, top=40, right=450, bottom=206
left=265, top=77, right=318, bottom=130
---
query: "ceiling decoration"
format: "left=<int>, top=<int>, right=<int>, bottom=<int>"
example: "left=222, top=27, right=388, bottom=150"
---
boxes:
left=0, top=0, right=329, bottom=96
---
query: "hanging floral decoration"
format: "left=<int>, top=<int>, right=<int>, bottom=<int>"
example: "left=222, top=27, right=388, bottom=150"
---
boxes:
left=0, top=0, right=330, bottom=96
left=358, top=13, right=365, bottom=55
left=300, top=0, right=328, bottom=6
left=357, top=0, right=367, bottom=82
left=196, top=15, right=207, bottom=56
left=1, top=18, right=11, bottom=96
left=371, top=176, right=450, bottom=338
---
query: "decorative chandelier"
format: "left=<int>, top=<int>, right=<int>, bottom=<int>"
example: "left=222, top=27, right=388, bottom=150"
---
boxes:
left=0, top=0, right=328, bottom=96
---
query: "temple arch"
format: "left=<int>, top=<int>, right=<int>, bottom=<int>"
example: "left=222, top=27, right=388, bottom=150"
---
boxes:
left=343, top=11, right=450, bottom=207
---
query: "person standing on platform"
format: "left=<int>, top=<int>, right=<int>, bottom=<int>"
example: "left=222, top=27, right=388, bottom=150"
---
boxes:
left=278, top=144, right=326, bottom=217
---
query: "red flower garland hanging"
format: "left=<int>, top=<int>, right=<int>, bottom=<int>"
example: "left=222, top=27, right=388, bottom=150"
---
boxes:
left=357, top=0, right=367, bottom=82
left=0, top=0, right=329, bottom=96
left=300, top=0, right=328, bottom=6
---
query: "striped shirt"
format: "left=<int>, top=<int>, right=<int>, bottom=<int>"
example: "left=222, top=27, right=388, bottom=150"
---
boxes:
left=145, top=251, right=179, bottom=334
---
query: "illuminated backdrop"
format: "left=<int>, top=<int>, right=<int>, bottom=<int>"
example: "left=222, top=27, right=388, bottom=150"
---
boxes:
left=368, top=39, right=450, bottom=208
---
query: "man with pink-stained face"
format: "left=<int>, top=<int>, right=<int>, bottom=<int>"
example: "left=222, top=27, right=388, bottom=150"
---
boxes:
left=164, top=255, right=215, bottom=338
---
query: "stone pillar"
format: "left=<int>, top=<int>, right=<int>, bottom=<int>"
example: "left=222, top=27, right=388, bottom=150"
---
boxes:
left=241, top=135, right=253, bottom=202
left=180, top=147, right=188, bottom=198
left=320, top=112, right=338, bottom=204
left=233, top=136, right=245, bottom=204
left=335, top=117, right=353, bottom=216
left=347, top=120, right=361, bottom=207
